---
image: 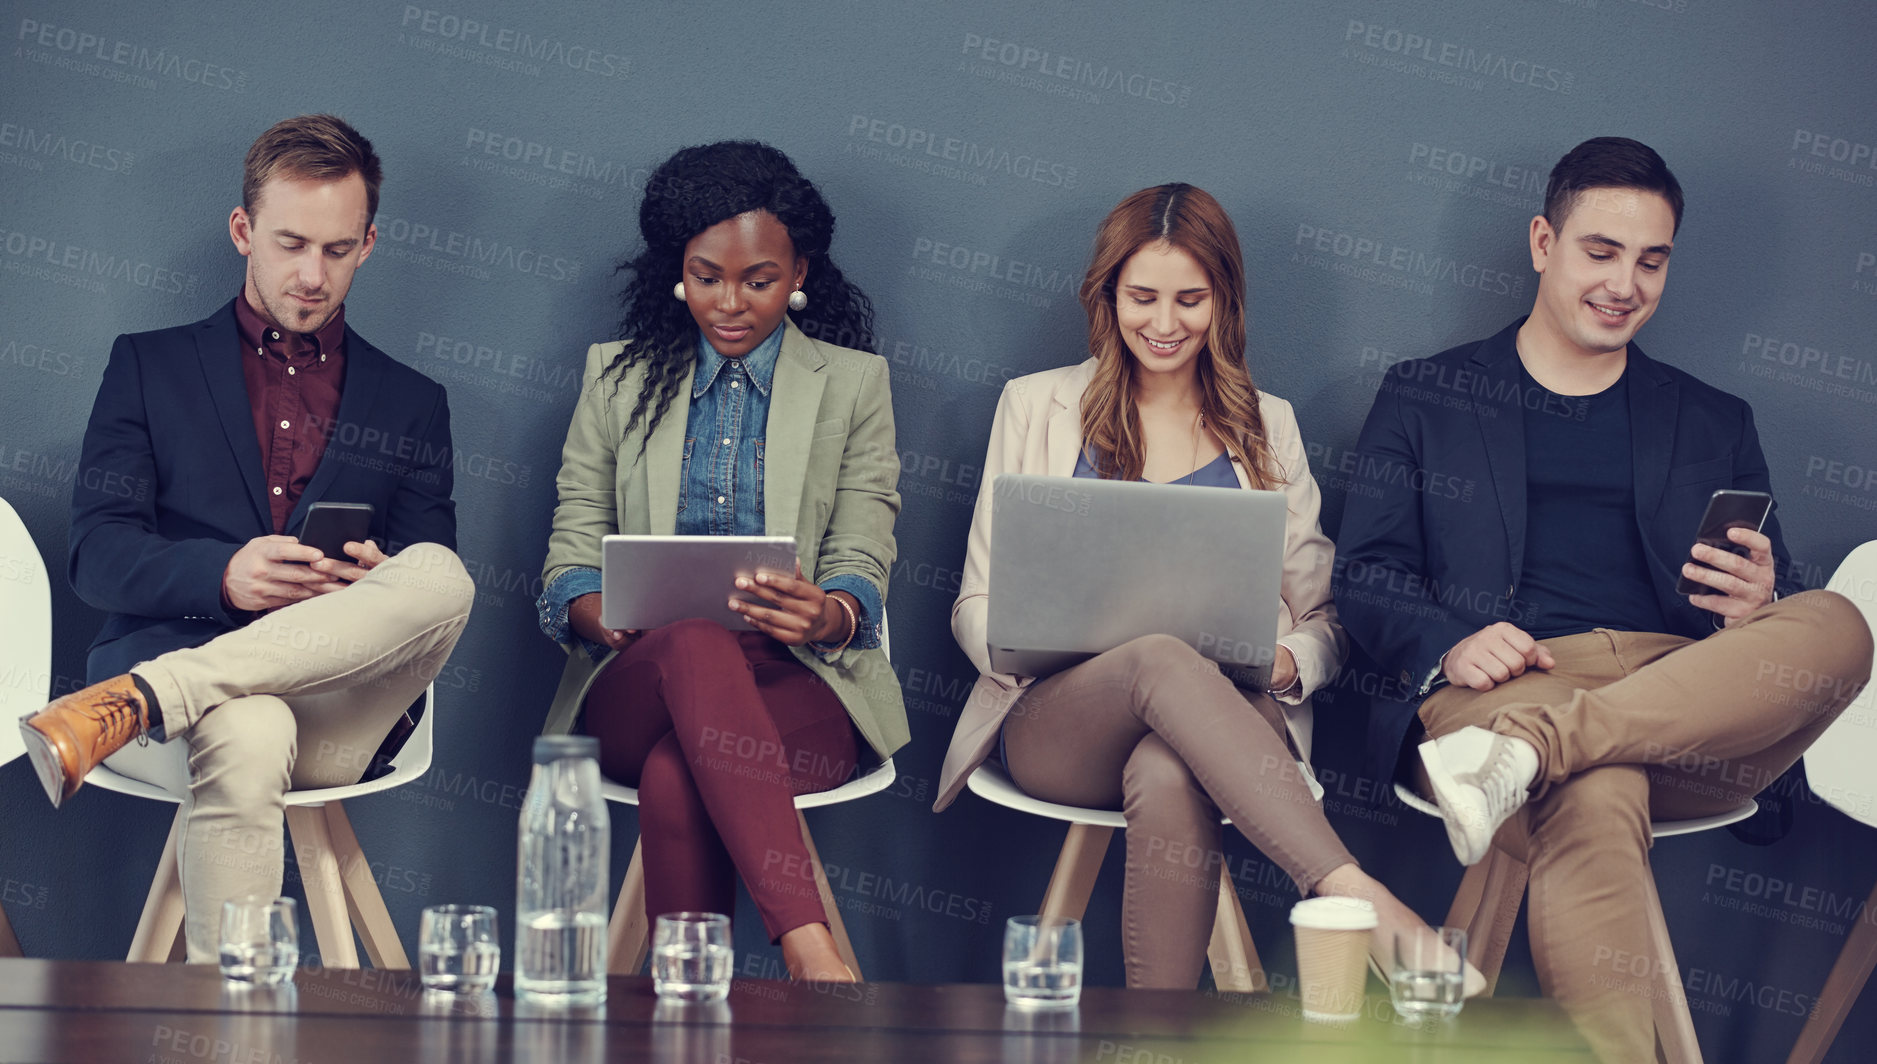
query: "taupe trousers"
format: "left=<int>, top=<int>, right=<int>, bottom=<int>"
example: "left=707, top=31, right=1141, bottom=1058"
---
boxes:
left=103, top=543, right=474, bottom=962
left=1417, top=591, right=1872, bottom=1064
left=1002, top=634, right=1357, bottom=990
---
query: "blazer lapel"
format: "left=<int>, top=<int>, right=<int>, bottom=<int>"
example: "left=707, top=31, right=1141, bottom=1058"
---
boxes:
left=1470, top=332, right=1527, bottom=586
left=766, top=323, right=826, bottom=539
left=1044, top=361, right=1092, bottom=476
left=1626, top=348, right=1678, bottom=531
left=195, top=306, right=271, bottom=531
left=289, top=328, right=384, bottom=530
left=644, top=359, right=695, bottom=535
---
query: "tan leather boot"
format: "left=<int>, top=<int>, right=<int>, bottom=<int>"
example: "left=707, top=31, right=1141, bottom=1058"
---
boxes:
left=18, top=675, right=156, bottom=808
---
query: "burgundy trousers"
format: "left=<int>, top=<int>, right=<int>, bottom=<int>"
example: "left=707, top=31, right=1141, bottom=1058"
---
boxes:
left=581, top=618, right=859, bottom=941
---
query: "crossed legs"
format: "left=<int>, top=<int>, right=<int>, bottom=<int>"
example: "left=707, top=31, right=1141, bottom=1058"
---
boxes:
left=1418, top=590, right=1873, bottom=1060
left=1003, top=634, right=1365, bottom=988
left=579, top=619, right=859, bottom=955
left=103, top=542, right=474, bottom=961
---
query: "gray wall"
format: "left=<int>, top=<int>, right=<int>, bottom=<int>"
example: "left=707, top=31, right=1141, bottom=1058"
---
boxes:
left=3, top=2, right=1874, bottom=1057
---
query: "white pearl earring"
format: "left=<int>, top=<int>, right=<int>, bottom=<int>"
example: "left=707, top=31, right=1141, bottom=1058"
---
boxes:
left=788, top=289, right=808, bottom=311
left=672, top=282, right=687, bottom=301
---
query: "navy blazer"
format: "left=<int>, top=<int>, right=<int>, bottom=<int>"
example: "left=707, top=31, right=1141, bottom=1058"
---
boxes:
left=1334, top=317, right=1798, bottom=781
left=70, top=299, right=457, bottom=682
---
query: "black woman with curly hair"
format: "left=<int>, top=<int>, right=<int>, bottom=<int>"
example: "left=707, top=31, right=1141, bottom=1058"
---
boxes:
left=536, top=141, right=906, bottom=982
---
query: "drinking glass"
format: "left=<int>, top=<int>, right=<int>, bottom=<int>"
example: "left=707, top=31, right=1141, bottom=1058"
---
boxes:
left=220, top=896, right=299, bottom=987
left=419, top=904, right=501, bottom=993
left=1391, top=925, right=1467, bottom=1019
left=652, top=912, right=733, bottom=1003
left=1002, top=915, right=1082, bottom=1009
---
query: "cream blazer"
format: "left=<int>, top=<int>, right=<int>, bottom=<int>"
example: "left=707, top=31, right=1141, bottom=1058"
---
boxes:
left=933, top=359, right=1346, bottom=811
left=539, top=320, right=909, bottom=760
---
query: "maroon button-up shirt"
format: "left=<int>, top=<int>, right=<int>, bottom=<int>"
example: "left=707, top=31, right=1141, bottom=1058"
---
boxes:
left=233, top=295, right=347, bottom=533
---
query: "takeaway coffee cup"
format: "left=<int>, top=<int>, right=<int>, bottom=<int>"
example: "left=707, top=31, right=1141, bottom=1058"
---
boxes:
left=1289, top=896, right=1378, bottom=1022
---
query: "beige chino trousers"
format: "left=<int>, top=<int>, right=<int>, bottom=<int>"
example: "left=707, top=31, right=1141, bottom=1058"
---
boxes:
left=103, top=542, right=474, bottom=962
left=1417, top=590, right=1872, bottom=1063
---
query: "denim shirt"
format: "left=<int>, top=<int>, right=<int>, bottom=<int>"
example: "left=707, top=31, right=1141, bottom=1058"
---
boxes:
left=538, top=326, right=883, bottom=660
left=680, top=324, right=782, bottom=535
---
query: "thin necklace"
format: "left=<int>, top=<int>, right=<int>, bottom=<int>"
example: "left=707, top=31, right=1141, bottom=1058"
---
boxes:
left=1185, top=411, right=1205, bottom=485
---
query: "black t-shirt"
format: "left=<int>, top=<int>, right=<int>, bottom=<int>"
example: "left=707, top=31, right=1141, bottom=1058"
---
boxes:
left=1517, top=364, right=1667, bottom=639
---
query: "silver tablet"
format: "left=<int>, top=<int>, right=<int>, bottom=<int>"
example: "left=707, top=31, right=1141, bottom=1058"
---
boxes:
left=600, top=535, right=798, bottom=631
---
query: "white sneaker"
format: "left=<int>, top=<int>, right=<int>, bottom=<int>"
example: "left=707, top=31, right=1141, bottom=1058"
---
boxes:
left=1418, top=726, right=1539, bottom=866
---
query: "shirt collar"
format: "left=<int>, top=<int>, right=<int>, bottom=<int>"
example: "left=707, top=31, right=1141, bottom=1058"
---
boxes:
left=234, top=291, right=347, bottom=363
left=692, top=324, right=783, bottom=399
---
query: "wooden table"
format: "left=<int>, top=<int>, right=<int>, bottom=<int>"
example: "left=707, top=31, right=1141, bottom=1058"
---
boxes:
left=0, top=959, right=1590, bottom=1062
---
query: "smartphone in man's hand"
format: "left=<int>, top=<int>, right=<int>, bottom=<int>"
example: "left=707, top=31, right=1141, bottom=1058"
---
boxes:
left=1675, top=489, right=1772, bottom=595
left=299, top=502, right=375, bottom=562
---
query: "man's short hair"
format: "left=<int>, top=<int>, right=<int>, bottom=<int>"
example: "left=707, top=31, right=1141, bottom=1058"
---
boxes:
left=1543, top=137, right=1683, bottom=236
left=242, top=114, right=383, bottom=223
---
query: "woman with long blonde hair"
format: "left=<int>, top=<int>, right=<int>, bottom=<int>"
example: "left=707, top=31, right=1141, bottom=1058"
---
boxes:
left=935, top=184, right=1479, bottom=991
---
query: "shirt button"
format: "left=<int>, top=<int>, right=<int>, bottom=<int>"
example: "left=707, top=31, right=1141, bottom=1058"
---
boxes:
left=269, top=331, right=279, bottom=340
left=279, top=420, right=291, bottom=429
left=272, top=486, right=283, bottom=496
left=718, top=495, right=726, bottom=504
left=723, top=437, right=732, bottom=446
left=287, top=367, right=296, bottom=376
left=730, top=380, right=739, bottom=389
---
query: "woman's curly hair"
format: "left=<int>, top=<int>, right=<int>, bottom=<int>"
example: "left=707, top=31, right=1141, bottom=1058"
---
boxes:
left=605, top=140, right=876, bottom=447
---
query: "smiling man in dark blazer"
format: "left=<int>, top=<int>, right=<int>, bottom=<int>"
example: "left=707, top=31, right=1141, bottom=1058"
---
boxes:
left=18, top=115, right=473, bottom=962
left=1334, top=137, right=1871, bottom=1060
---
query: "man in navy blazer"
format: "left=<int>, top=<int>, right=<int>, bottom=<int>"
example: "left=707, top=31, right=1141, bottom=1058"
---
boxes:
left=1335, top=138, right=1870, bottom=1059
left=19, top=115, right=473, bottom=962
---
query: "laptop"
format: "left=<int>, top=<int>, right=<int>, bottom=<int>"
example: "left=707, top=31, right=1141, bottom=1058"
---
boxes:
left=986, top=473, right=1287, bottom=685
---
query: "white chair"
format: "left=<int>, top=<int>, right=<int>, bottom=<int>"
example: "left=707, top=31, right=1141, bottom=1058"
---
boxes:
left=602, top=618, right=901, bottom=979
left=83, top=686, right=436, bottom=969
left=0, top=496, right=53, bottom=958
left=1785, top=541, right=1877, bottom=1064
left=1397, top=783, right=1758, bottom=1062
left=962, top=712, right=1326, bottom=994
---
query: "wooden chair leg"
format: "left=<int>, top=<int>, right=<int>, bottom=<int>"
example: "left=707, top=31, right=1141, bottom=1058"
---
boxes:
left=1207, top=870, right=1267, bottom=993
left=1444, top=845, right=1529, bottom=996
left=285, top=805, right=358, bottom=969
left=1642, top=873, right=1703, bottom=1064
left=799, top=810, right=862, bottom=980
left=1445, top=855, right=1489, bottom=930
left=608, top=838, right=650, bottom=975
left=320, top=802, right=408, bottom=969
left=1786, top=877, right=1877, bottom=1064
left=128, top=810, right=186, bottom=963
left=1039, top=824, right=1114, bottom=924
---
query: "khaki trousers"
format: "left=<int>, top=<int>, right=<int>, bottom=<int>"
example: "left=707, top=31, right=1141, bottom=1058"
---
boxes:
left=1004, top=634, right=1355, bottom=990
left=103, top=542, right=474, bottom=963
left=1418, top=591, right=1873, bottom=1063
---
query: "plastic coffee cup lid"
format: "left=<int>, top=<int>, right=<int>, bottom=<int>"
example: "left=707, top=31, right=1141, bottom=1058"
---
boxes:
left=1289, top=896, right=1379, bottom=930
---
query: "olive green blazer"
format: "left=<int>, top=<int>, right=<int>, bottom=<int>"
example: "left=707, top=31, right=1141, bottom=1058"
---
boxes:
left=539, top=320, right=908, bottom=760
